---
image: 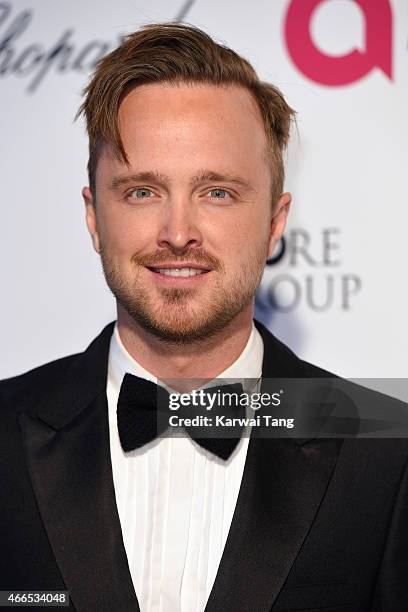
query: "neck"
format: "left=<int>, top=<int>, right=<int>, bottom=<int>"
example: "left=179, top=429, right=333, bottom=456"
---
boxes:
left=116, top=305, right=254, bottom=380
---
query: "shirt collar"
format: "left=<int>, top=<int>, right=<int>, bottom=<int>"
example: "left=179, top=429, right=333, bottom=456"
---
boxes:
left=108, top=321, right=264, bottom=392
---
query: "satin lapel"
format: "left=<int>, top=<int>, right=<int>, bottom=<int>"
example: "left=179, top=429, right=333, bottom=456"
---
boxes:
left=205, top=435, right=342, bottom=612
left=18, top=322, right=139, bottom=612
left=205, top=320, right=343, bottom=612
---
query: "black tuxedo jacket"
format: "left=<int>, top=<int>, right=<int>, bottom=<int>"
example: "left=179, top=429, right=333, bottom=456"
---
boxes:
left=1, top=320, right=408, bottom=612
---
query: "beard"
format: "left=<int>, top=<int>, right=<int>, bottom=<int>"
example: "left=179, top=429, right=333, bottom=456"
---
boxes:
left=99, top=244, right=268, bottom=345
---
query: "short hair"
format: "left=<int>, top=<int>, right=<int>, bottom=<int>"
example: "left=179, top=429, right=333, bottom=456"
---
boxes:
left=77, top=22, right=295, bottom=205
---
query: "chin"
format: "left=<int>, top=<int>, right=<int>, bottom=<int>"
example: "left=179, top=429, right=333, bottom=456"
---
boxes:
left=128, top=304, right=238, bottom=345
left=139, top=314, right=215, bottom=344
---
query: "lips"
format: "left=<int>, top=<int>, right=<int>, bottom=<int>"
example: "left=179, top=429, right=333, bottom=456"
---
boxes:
left=150, top=267, right=206, bottom=277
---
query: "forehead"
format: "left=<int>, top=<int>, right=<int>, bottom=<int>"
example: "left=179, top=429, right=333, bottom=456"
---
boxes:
left=116, top=82, right=268, bottom=161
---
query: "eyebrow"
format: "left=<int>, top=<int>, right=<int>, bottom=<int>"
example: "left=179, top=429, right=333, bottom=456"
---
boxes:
left=109, top=171, right=166, bottom=191
left=192, top=170, right=255, bottom=192
left=108, top=169, right=255, bottom=193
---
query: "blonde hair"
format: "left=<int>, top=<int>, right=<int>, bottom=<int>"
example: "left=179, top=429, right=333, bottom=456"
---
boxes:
left=77, top=22, right=295, bottom=205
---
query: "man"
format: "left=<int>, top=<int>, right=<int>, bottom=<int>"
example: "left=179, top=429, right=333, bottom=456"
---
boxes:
left=1, top=22, right=407, bottom=612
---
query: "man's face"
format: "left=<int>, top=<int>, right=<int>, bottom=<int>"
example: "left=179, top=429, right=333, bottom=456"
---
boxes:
left=83, top=83, right=290, bottom=343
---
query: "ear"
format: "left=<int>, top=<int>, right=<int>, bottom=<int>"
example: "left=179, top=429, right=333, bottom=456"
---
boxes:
left=82, top=186, right=101, bottom=254
left=267, top=192, right=291, bottom=259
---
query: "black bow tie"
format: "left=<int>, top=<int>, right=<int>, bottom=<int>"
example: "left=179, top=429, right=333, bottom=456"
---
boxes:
left=117, top=374, right=245, bottom=460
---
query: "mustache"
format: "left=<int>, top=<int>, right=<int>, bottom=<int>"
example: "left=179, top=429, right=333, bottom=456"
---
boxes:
left=131, top=249, right=222, bottom=271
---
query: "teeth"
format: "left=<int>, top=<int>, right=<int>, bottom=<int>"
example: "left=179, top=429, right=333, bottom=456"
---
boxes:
left=154, top=267, right=204, bottom=277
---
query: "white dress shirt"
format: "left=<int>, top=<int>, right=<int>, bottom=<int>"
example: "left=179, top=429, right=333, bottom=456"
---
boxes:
left=106, top=323, right=264, bottom=612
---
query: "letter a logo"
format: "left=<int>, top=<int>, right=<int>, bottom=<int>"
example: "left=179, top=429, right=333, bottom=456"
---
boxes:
left=284, top=0, right=392, bottom=86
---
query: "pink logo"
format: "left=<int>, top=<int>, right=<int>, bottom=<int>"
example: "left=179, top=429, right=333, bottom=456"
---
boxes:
left=284, top=0, right=392, bottom=86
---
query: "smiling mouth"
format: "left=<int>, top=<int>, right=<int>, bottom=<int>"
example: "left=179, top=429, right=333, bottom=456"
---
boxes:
left=148, top=267, right=210, bottom=277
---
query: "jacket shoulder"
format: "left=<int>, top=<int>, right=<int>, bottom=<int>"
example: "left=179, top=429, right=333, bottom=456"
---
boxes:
left=0, top=353, right=82, bottom=417
left=254, top=318, right=336, bottom=378
left=0, top=321, right=115, bottom=418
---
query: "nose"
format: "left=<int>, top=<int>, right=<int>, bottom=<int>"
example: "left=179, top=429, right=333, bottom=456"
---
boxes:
left=157, top=196, right=203, bottom=254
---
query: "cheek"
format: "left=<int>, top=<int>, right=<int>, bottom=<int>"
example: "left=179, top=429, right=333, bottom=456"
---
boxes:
left=208, top=210, right=270, bottom=255
left=99, top=210, right=153, bottom=255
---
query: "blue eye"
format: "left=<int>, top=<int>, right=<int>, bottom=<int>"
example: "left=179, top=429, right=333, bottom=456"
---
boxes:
left=130, top=187, right=152, bottom=198
left=208, top=188, right=230, bottom=199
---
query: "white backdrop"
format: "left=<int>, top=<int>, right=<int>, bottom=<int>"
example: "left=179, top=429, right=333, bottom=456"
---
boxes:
left=1, top=0, right=407, bottom=379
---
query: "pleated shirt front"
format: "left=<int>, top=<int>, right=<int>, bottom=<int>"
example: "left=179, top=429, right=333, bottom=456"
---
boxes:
left=107, top=323, right=263, bottom=612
